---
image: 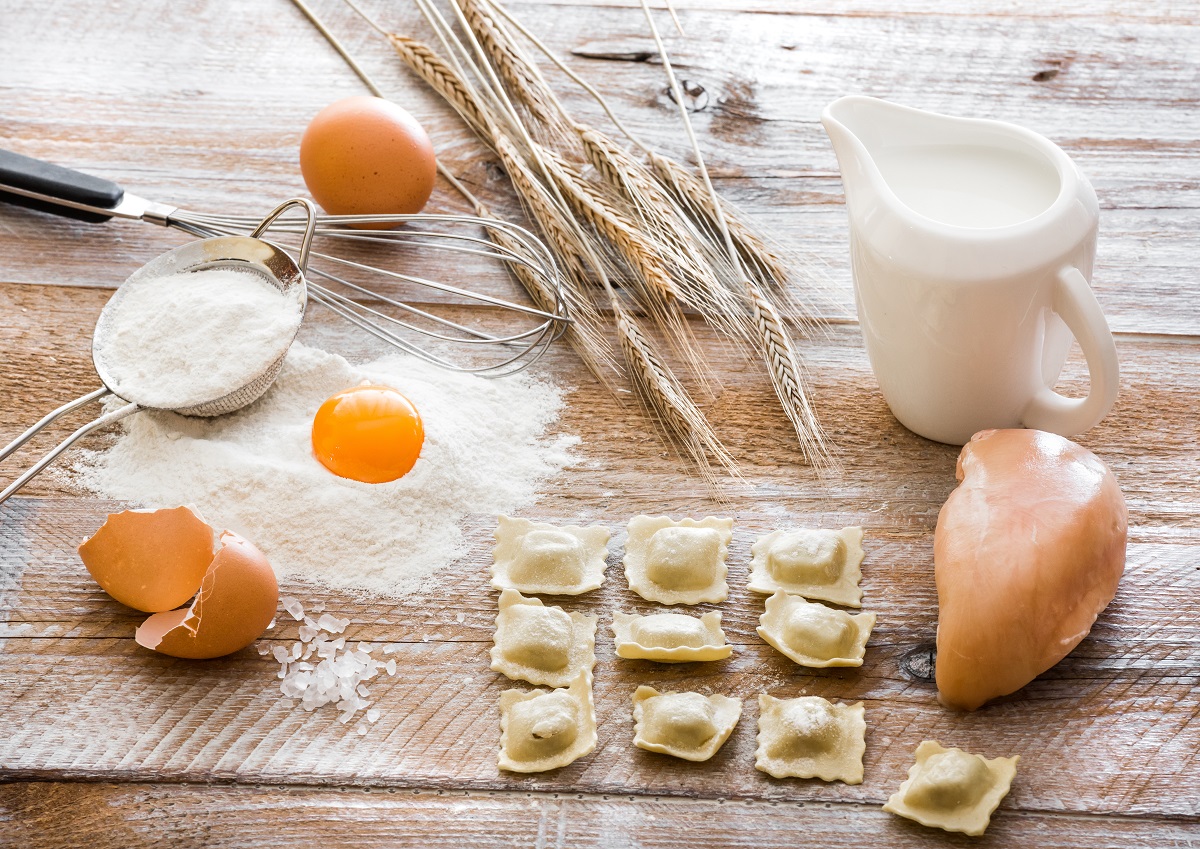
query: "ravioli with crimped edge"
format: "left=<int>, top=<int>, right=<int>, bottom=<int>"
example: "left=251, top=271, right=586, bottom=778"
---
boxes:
left=631, top=685, right=741, bottom=762
left=882, top=741, right=1019, bottom=836
left=491, top=589, right=597, bottom=687
left=748, top=526, right=865, bottom=607
left=756, top=591, right=875, bottom=668
left=498, top=671, right=596, bottom=773
left=611, top=610, right=732, bottom=662
left=623, top=515, right=732, bottom=605
left=492, top=515, right=610, bottom=595
left=755, top=695, right=866, bottom=784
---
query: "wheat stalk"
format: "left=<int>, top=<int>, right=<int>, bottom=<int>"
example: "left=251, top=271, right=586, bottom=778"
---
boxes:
left=535, top=146, right=723, bottom=385
left=578, top=129, right=751, bottom=344
left=616, top=307, right=738, bottom=483
left=479, top=0, right=798, bottom=295
left=386, top=34, right=496, bottom=139
left=362, top=9, right=746, bottom=481
left=648, top=151, right=793, bottom=291
left=459, top=1, right=735, bottom=323
left=637, top=0, right=832, bottom=468
left=457, top=0, right=565, bottom=134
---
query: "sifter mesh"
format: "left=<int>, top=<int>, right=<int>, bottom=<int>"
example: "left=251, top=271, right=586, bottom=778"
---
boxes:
left=93, top=237, right=307, bottom=417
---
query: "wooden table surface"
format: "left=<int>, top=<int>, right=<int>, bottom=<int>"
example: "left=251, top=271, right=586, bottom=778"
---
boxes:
left=2, top=1, right=1198, bottom=846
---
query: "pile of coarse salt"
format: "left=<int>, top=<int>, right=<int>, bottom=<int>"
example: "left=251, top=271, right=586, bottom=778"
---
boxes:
left=263, top=596, right=397, bottom=734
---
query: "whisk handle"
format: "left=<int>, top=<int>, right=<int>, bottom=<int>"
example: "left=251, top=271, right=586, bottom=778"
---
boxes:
left=0, top=148, right=124, bottom=223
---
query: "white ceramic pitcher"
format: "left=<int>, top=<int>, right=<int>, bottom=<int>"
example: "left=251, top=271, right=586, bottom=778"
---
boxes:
left=821, top=96, right=1119, bottom=445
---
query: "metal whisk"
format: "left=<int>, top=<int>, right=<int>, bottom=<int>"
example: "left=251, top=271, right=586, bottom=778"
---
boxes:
left=0, top=148, right=570, bottom=377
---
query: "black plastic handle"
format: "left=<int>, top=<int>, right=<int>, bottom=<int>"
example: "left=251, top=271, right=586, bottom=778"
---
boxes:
left=0, top=148, right=125, bottom=223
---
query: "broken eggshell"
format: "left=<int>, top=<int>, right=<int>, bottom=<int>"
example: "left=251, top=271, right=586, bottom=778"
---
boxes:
left=136, top=530, right=278, bottom=659
left=78, top=505, right=216, bottom=612
left=79, top=507, right=279, bottom=659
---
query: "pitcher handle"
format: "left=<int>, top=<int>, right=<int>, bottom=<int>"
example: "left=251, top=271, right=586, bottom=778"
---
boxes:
left=1021, top=266, right=1119, bottom=437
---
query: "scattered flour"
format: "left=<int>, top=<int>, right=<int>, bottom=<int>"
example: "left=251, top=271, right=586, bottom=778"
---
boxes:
left=97, top=265, right=303, bottom=409
left=70, top=342, right=576, bottom=596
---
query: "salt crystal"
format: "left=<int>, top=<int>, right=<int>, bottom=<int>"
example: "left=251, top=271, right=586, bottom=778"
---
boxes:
left=317, top=613, right=350, bottom=634
left=282, top=597, right=304, bottom=621
left=356, top=724, right=369, bottom=736
left=257, top=645, right=270, bottom=656
left=310, top=601, right=326, bottom=613
left=271, top=602, right=389, bottom=727
left=455, top=612, right=465, bottom=624
left=366, top=709, right=381, bottom=723
left=382, top=645, right=397, bottom=655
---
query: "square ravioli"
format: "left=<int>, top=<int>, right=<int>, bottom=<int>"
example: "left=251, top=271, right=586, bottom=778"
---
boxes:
left=755, top=695, right=866, bottom=784
left=623, top=515, right=732, bottom=605
left=612, top=610, right=732, bottom=662
left=632, top=685, right=742, bottom=762
left=756, top=592, right=875, bottom=668
left=492, top=515, right=610, bottom=595
left=883, top=741, right=1019, bottom=836
left=491, top=589, right=597, bottom=687
left=498, top=671, right=596, bottom=773
left=748, top=526, right=865, bottom=607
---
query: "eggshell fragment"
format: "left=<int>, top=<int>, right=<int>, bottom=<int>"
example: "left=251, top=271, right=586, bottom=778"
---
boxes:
left=136, top=531, right=279, bottom=660
left=78, top=506, right=216, bottom=612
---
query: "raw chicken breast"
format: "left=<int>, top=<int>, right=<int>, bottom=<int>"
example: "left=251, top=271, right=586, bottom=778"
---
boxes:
left=934, top=429, right=1127, bottom=711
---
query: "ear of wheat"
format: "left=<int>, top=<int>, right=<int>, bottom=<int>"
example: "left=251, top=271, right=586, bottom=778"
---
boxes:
left=309, top=0, right=833, bottom=482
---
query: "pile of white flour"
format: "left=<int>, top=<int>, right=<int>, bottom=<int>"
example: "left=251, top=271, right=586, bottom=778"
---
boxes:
left=70, top=343, right=576, bottom=596
left=97, top=266, right=303, bottom=409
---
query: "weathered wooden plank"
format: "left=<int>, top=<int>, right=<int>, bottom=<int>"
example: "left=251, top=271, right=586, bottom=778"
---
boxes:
left=3, top=282, right=1198, bottom=503
left=0, top=1, right=1197, bottom=331
left=3, top=783, right=1197, bottom=849
left=0, top=632, right=1197, bottom=816
left=2, top=0, right=1199, bottom=841
left=2, top=484, right=1198, bottom=814
left=521, top=0, right=1200, bottom=22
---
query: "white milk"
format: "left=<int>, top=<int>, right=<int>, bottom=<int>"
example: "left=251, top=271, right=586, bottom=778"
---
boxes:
left=873, top=144, right=1061, bottom=229
left=821, top=96, right=1119, bottom=444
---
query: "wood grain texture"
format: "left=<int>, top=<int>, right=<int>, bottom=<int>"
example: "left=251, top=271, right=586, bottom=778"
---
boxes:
left=2, top=0, right=1199, bottom=845
left=1, top=2, right=1198, bottom=332
left=4, top=783, right=1199, bottom=849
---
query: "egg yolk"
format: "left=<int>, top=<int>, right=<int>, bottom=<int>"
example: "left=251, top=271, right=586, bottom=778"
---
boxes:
left=311, top=385, right=424, bottom=483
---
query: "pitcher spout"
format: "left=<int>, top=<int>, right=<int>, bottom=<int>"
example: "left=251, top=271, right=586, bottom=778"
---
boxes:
left=820, top=96, right=898, bottom=214
left=823, top=96, right=1075, bottom=237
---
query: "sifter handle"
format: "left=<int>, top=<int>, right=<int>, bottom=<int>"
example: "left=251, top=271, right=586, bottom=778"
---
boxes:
left=0, top=148, right=125, bottom=222
left=0, top=390, right=139, bottom=507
